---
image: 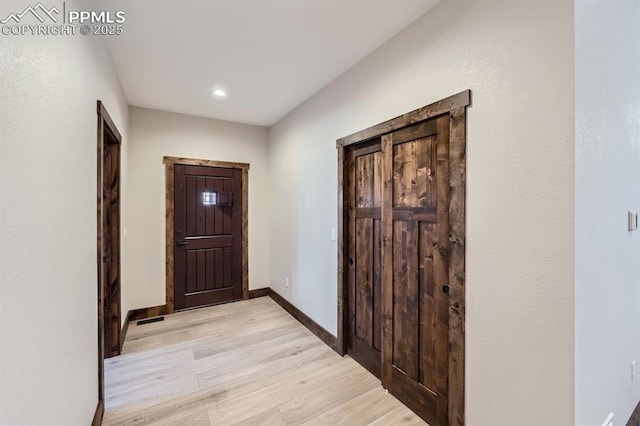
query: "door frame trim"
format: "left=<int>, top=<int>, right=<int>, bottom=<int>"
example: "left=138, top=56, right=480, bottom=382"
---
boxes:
left=336, top=90, right=470, bottom=425
left=96, top=100, right=122, bottom=416
left=163, top=156, right=250, bottom=313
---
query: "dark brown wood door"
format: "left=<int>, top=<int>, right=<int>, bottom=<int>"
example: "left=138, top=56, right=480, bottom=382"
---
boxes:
left=174, top=165, right=243, bottom=310
left=381, top=115, right=451, bottom=426
left=345, top=140, right=383, bottom=377
left=102, top=130, right=121, bottom=359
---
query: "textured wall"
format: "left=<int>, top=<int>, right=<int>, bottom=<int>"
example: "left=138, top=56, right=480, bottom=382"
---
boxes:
left=268, top=0, right=575, bottom=424
left=123, top=107, right=270, bottom=312
left=0, top=4, right=129, bottom=424
left=575, top=0, right=640, bottom=423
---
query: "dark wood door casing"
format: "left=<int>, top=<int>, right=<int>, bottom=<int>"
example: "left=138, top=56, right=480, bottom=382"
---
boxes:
left=173, top=164, right=243, bottom=309
left=96, top=100, right=123, bottom=420
left=337, top=90, right=470, bottom=426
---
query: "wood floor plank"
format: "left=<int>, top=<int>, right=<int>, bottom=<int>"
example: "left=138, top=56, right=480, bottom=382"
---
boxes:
left=208, top=351, right=351, bottom=424
left=300, top=387, right=420, bottom=425
left=367, top=405, right=427, bottom=425
left=106, top=374, right=200, bottom=411
left=104, top=297, right=425, bottom=425
left=104, top=384, right=230, bottom=426
left=228, top=407, right=287, bottom=426
left=278, top=366, right=380, bottom=424
left=160, top=409, right=212, bottom=426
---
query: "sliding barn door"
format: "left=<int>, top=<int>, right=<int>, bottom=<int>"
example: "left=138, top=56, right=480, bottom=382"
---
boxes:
left=340, top=91, right=468, bottom=426
left=345, top=141, right=383, bottom=377
left=381, top=115, right=451, bottom=426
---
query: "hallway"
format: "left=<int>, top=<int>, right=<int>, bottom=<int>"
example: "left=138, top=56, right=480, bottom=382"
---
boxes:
left=103, top=297, right=425, bottom=425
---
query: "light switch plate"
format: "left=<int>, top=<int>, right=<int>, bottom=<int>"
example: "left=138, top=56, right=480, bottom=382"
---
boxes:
left=629, top=211, right=638, bottom=231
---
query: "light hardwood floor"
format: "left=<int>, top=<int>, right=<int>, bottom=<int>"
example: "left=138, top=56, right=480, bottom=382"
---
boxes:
left=103, top=297, right=426, bottom=425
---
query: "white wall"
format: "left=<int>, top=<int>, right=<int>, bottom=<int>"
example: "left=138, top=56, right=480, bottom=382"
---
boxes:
left=268, top=0, right=575, bottom=424
left=575, top=0, right=640, bottom=424
left=123, top=107, right=269, bottom=313
left=0, top=5, right=129, bottom=424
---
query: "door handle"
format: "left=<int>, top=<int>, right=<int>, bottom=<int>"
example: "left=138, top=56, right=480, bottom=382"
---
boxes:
left=176, top=241, right=189, bottom=246
left=442, top=285, right=450, bottom=295
left=348, top=258, right=354, bottom=266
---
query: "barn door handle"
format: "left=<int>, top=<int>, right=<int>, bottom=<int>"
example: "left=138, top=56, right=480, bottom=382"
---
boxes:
left=442, top=285, right=450, bottom=295
left=176, top=241, right=189, bottom=246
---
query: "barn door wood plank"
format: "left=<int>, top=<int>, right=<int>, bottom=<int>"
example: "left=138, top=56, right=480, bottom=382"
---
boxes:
left=381, top=133, right=394, bottom=388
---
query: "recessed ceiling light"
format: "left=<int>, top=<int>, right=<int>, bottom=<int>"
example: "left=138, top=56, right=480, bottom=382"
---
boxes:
left=212, top=88, right=227, bottom=98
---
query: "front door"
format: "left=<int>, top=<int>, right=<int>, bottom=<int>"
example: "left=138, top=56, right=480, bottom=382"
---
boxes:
left=174, top=164, right=243, bottom=310
left=382, top=115, right=451, bottom=426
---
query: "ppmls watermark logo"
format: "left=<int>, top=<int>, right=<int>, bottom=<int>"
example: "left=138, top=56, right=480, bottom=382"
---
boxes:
left=1, top=2, right=126, bottom=36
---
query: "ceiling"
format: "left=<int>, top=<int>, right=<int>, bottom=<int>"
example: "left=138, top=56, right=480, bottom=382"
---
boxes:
left=105, top=0, right=441, bottom=126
